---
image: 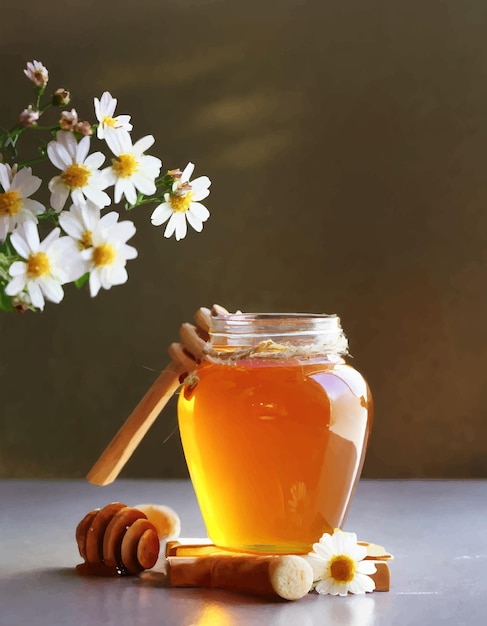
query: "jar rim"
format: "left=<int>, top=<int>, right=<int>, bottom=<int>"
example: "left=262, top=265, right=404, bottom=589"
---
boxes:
left=208, top=312, right=348, bottom=356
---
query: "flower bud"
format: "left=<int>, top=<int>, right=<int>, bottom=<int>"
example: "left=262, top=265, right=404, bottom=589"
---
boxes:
left=12, top=292, right=31, bottom=313
left=52, top=88, right=71, bottom=107
left=75, top=121, right=93, bottom=137
left=19, top=105, right=40, bottom=127
left=59, top=109, right=79, bottom=131
left=24, top=60, right=49, bottom=88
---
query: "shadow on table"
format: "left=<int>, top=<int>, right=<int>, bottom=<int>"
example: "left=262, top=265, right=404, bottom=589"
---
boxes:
left=1, top=567, right=379, bottom=626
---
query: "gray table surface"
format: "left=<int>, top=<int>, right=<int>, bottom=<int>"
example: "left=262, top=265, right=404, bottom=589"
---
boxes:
left=0, top=479, right=486, bottom=626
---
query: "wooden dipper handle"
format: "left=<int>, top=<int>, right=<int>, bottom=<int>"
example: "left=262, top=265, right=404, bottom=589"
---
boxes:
left=167, top=554, right=314, bottom=601
left=86, top=361, right=184, bottom=486
left=86, top=305, right=230, bottom=486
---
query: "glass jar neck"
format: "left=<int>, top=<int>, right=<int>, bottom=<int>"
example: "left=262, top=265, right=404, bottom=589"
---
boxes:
left=208, top=313, right=348, bottom=361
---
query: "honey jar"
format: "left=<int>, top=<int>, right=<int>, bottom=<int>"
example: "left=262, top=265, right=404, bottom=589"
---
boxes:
left=177, top=313, right=373, bottom=554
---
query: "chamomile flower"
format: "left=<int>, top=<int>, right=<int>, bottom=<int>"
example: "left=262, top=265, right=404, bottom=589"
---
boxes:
left=305, top=530, right=376, bottom=596
left=4, top=221, right=85, bottom=311
left=0, top=164, right=45, bottom=242
left=80, top=211, right=137, bottom=297
left=104, top=132, right=161, bottom=205
left=24, top=60, right=48, bottom=87
left=94, top=92, right=133, bottom=140
left=150, top=162, right=211, bottom=241
left=47, top=131, right=110, bottom=211
left=58, top=200, right=101, bottom=252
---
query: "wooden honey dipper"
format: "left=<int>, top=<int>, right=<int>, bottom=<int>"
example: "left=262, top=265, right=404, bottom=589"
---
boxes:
left=76, top=502, right=180, bottom=576
left=86, top=304, right=230, bottom=486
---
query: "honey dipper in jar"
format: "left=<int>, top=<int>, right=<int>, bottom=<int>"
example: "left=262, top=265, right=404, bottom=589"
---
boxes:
left=87, top=304, right=231, bottom=486
left=76, top=502, right=180, bottom=576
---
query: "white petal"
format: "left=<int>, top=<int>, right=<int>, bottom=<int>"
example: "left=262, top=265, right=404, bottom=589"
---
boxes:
left=302, top=554, right=327, bottom=581
left=5, top=275, right=26, bottom=295
left=84, top=151, right=105, bottom=170
left=132, top=172, right=156, bottom=196
left=151, top=203, right=173, bottom=226
left=190, top=175, right=211, bottom=192
left=189, top=202, right=210, bottom=221
left=40, top=277, right=64, bottom=303
left=186, top=210, right=203, bottom=232
left=120, top=243, right=137, bottom=260
left=49, top=179, right=70, bottom=212
left=105, top=129, right=131, bottom=156
left=40, top=227, right=60, bottom=251
left=10, top=230, right=30, bottom=258
left=76, top=136, right=90, bottom=163
left=119, top=180, right=137, bottom=205
left=89, top=270, right=102, bottom=297
left=0, top=163, right=11, bottom=190
left=138, top=154, right=161, bottom=173
left=181, top=162, right=194, bottom=183
left=348, top=573, right=375, bottom=594
left=356, top=561, right=377, bottom=575
left=109, top=264, right=128, bottom=286
left=99, top=266, right=114, bottom=290
left=59, top=212, right=83, bottom=239
left=133, top=134, right=155, bottom=155
left=98, top=211, right=120, bottom=230
left=192, top=187, right=210, bottom=202
left=56, top=130, right=77, bottom=157
left=174, top=213, right=188, bottom=241
left=8, top=261, right=27, bottom=277
left=83, top=186, right=111, bottom=208
left=24, top=221, right=40, bottom=251
left=23, top=199, right=46, bottom=216
left=47, top=141, right=72, bottom=170
left=163, top=214, right=178, bottom=239
left=109, top=220, right=136, bottom=243
left=94, top=96, right=102, bottom=121
left=27, top=281, right=45, bottom=310
left=103, top=92, right=117, bottom=116
left=11, top=167, right=42, bottom=197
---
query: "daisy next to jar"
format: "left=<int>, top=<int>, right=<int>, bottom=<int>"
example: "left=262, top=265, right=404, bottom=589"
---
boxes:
left=177, top=312, right=373, bottom=555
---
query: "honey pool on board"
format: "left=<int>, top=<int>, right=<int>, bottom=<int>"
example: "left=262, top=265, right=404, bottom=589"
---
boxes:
left=178, top=358, right=372, bottom=554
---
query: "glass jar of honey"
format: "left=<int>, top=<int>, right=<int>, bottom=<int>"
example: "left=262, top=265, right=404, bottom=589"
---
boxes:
left=177, top=313, right=373, bottom=555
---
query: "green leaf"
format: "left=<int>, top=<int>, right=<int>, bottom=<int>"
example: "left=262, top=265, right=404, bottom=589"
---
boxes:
left=75, top=273, right=89, bottom=289
left=0, top=288, right=14, bottom=312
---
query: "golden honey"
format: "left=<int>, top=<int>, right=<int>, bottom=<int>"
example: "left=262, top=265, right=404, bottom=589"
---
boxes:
left=177, top=314, right=372, bottom=554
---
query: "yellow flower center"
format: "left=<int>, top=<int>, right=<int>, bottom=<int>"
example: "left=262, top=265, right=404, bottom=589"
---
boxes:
left=169, top=191, right=194, bottom=213
left=0, top=190, right=22, bottom=217
left=27, top=252, right=51, bottom=278
left=112, top=153, right=138, bottom=178
left=102, top=115, right=117, bottom=128
left=61, top=164, right=91, bottom=189
left=79, top=230, right=93, bottom=250
left=34, top=70, right=45, bottom=83
left=93, top=243, right=116, bottom=267
left=329, top=555, right=356, bottom=583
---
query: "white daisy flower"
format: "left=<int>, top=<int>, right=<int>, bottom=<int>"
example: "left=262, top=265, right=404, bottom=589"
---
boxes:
left=47, top=130, right=111, bottom=212
left=24, top=60, right=49, bottom=87
left=94, top=91, right=133, bottom=140
left=4, top=221, right=85, bottom=311
left=150, top=162, right=211, bottom=241
left=0, top=163, right=46, bottom=242
left=79, top=211, right=137, bottom=297
left=103, top=132, right=161, bottom=205
left=304, top=530, right=376, bottom=596
left=58, top=200, right=102, bottom=253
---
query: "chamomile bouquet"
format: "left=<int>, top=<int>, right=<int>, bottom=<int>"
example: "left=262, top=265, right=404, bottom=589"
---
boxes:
left=0, top=60, right=211, bottom=313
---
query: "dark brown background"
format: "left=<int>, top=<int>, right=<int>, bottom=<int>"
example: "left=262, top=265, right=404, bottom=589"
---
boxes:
left=1, top=0, right=487, bottom=478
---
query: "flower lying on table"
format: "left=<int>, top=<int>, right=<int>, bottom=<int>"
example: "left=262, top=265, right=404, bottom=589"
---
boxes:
left=0, top=60, right=211, bottom=312
left=305, top=529, right=377, bottom=596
